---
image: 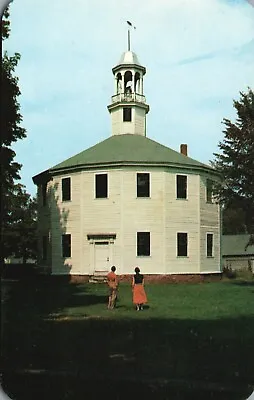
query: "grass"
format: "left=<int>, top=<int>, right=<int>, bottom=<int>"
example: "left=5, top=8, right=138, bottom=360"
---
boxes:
left=2, top=277, right=254, bottom=399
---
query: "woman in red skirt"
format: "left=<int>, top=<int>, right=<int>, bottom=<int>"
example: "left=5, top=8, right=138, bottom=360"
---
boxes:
left=132, top=267, right=147, bottom=311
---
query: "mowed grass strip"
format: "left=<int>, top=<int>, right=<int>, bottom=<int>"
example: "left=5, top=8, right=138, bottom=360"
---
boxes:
left=2, top=278, right=254, bottom=390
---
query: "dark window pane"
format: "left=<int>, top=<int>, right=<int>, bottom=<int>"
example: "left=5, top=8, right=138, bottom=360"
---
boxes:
left=206, top=179, right=213, bottom=203
left=62, top=177, right=71, bottom=201
left=137, top=232, right=150, bottom=256
left=177, top=232, right=188, bottom=256
left=42, top=236, right=47, bottom=261
left=207, top=233, right=213, bottom=257
left=95, top=174, right=108, bottom=198
left=123, top=107, right=132, bottom=122
left=177, top=175, right=187, bottom=199
left=62, top=234, right=71, bottom=258
left=137, top=173, right=150, bottom=197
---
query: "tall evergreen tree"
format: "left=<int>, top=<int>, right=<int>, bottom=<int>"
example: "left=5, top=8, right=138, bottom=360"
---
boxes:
left=213, top=88, right=254, bottom=233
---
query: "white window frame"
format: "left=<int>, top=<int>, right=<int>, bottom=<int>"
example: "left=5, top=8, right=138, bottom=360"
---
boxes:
left=136, top=172, right=151, bottom=198
left=61, top=176, right=71, bottom=202
left=206, top=232, right=214, bottom=258
left=94, top=172, right=108, bottom=199
left=177, top=232, right=188, bottom=257
left=136, top=231, right=151, bottom=257
left=176, top=174, right=188, bottom=200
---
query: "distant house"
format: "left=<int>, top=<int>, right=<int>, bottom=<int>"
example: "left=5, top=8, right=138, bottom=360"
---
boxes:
left=32, top=47, right=222, bottom=281
left=222, top=234, right=254, bottom=270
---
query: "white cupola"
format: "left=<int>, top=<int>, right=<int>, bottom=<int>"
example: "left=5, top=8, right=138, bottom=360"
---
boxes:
left=107, top=47, right=150, bottom=136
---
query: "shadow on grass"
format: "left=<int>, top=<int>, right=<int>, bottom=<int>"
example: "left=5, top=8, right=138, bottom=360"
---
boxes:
left=2, top=278, right=254, bottom=400
left=231, top=281, right=254, bottom=287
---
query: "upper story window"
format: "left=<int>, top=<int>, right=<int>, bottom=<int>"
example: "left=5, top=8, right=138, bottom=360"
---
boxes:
left=206, top=233, right=214, bottom=257
left=176, top=175, right=187, bottom=199
left=177, top=232, right=188, bottom=257
left=42, top=183, right=47, bottom=206
left=95, top=173, right=108, bottom=198
left=137, top=232, right=150, bottom=256
left=206, top=179, right=214, bottom=203
left=123, top=107, right=132, bottom=122
left=62, top=177, right=71, bottom=202
left=62, top=234, right=71, bottom=258
left=137, top=173, right=150, bottom=197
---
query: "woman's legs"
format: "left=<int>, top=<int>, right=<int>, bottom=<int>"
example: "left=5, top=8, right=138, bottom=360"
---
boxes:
left=108, top=295, right=112, bottom=309
left=111, top=290, right=117, bottom=309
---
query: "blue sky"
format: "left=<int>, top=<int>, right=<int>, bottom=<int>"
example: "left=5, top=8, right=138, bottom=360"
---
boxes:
left=3, top=0, right=254, bottom=196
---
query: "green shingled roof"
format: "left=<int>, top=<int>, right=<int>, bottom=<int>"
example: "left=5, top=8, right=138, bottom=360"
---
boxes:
left=222, top=235, right=254, bottom=256
left=33, top=134, right=220, bottom=184
left=50, top=134, right=214, bottom=172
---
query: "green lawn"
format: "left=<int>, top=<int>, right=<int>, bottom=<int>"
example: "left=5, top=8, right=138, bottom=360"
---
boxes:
left=2, top=278, right=254, bottom=399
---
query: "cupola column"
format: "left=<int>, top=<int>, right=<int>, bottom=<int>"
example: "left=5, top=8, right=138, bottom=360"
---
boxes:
left=132, top=71, right=135, bottom=94
left=121, top=72, right=124, bottom=94
left=140, top=76, right=143, bottom=95
left=114, top=76, right=118, bottom=94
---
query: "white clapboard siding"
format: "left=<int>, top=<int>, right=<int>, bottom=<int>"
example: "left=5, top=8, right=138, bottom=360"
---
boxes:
left=199, top=176, right=221, bottom=273
left=165, top=171, right=200, bottom=273
left=120, top=167, right=165, bottom=274
left=134, top=107, right=146, bottom=136
left=37, top=166, right=221, bottom=276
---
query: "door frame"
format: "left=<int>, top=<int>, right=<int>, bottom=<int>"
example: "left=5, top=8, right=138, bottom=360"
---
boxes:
left=87, top=233, right=116, bottom=274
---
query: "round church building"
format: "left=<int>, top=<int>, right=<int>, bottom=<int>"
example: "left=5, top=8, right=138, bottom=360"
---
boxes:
left=33, top=48, right=222, bottom=282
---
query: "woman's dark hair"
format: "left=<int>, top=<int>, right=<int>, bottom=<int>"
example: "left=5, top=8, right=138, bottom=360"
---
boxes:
left=111, top=266, right=116, bottom=272
left=134, top=267, right=140, bottom=274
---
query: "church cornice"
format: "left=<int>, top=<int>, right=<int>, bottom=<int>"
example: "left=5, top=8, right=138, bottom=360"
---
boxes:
left=32, top=161, right=221, bottom=185
left=112, top=63, right=146, bottom=74
left=107, top=101, right=149, bottom=113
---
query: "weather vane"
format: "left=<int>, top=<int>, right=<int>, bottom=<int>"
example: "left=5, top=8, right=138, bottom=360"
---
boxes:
left=126, top=20, right=136, bottom=51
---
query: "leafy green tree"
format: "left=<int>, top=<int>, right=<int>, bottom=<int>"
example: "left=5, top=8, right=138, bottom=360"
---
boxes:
left=213, top=88, right=254, bottom=234
left=1, top=7, right=26, bottom=209
left=1, top=8, right=36, bottom=266
left=4, top=184, right=37, bottom=263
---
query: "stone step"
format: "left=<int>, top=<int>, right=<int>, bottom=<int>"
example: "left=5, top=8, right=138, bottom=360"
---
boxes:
left=89, top=275, right=107, bottom=284
left=93, top=270, right=108, bottom=276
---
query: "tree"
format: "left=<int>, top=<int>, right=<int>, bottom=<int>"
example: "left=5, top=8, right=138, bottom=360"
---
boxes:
left=1, top=8, right=37, bottom=266
left=213, top=88, right=254, bottom=234
left=3, top=184, right=37, bottom=263
left=222, top=206, right=247, bottom=235
left=1, top=7, right=26, bottom=214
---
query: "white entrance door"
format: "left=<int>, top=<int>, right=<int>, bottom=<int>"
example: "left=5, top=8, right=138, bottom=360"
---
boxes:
left=94, top=241, right=110, bottom=272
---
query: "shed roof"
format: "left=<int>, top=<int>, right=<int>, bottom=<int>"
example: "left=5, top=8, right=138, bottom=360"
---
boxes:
left=222, top=234, right=254, bottom=257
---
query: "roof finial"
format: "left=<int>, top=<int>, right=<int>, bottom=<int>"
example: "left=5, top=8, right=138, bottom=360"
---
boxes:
left=126, top=21, right=136, bottom=51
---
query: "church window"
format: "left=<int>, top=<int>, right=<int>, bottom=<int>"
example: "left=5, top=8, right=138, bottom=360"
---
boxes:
left=62, top=234, right=71, bottom=258
left=137, top=232, right=150, bottom=256
left=206, top=179, right=214, bottom=203
left=206, top=233, right=214, bottom=257
left=176, top=175, right=187, bottom=199
left=123, top=107, right=132, bottom=122
left=62, top=177, right=71, bottom=201
left=177, top=232, right=188, bottom=257
left=95, top=173, right=108, bottom=198
left=137, top=173, right=150, bottom=197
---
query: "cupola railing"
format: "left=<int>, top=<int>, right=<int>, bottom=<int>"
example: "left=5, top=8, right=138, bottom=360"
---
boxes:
left=111, top=93, right=146, bottom=104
